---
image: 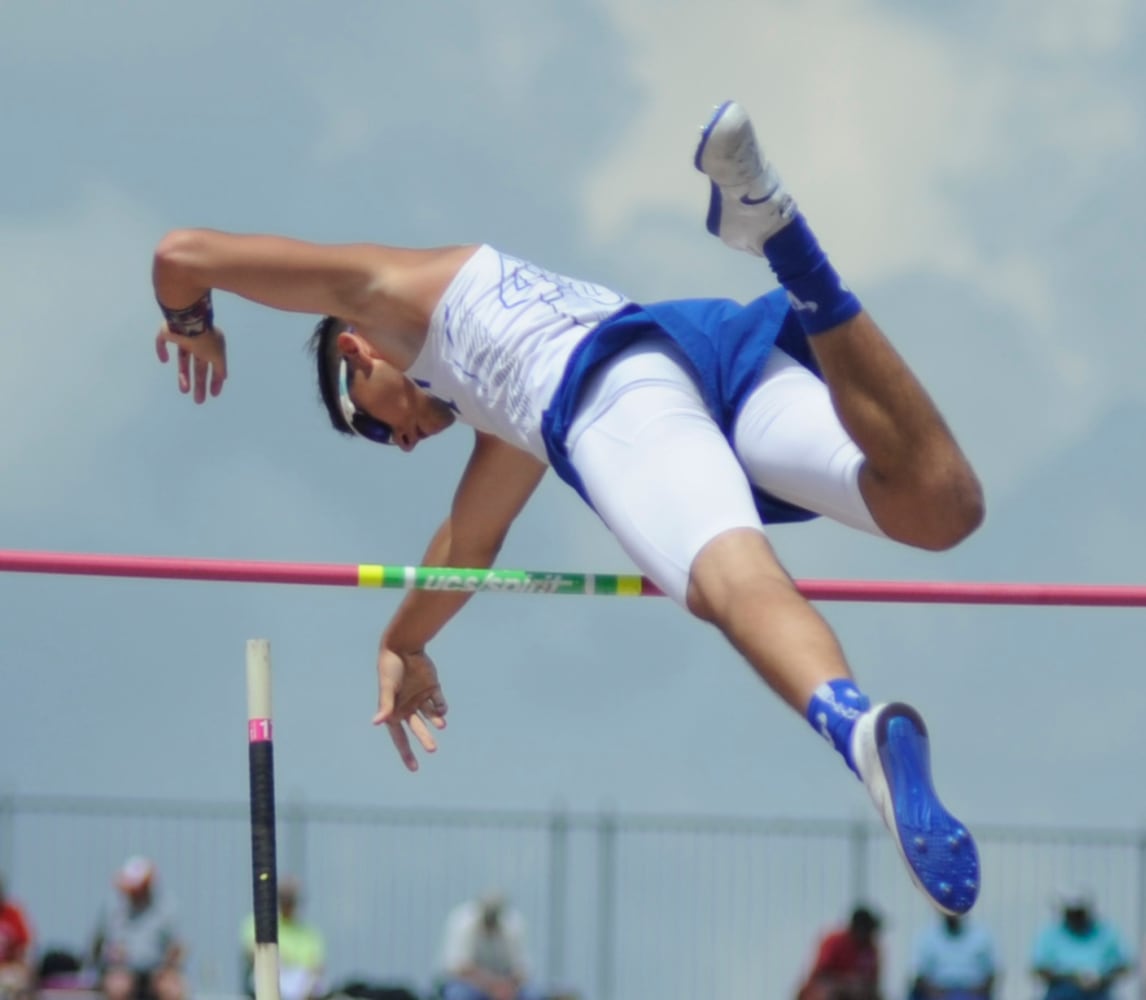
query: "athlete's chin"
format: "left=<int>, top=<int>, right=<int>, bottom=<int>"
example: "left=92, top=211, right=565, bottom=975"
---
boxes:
left=416, top=418, right=454, bottom=442
left=428, top=414, right=457, bottom=436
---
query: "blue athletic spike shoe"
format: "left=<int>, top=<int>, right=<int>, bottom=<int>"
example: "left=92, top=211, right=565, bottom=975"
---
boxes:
left=694, top=100, right=797, bottom=256
left=851, top=703, right=980, bottom=915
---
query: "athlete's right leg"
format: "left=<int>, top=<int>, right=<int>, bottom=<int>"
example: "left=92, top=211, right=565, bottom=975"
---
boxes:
left=565, top=340, right=857, bottom=715
left=729, top=359, right=981, bottom=914
left=567, top=341, right=979, bottom=913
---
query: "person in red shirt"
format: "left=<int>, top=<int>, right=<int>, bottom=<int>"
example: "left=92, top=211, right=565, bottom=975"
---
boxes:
left=0, top=873, right=34, bottom=999
left=798, top=906, right=883, bottom=1000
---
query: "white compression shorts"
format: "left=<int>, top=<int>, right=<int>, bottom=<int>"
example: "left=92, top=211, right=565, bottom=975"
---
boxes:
left=565, top=339, right=884, bottom=606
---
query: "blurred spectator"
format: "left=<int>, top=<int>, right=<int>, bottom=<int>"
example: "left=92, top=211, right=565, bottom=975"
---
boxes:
left=1032, top=889, right=1132, bottom=1000
left=0, top=873, right=34, bottom=999
left=241, top=876, right=326, bottom=1000
left=91, top=856, right=186, bottom=1000
left=912, top=914, right=997, bottom=1000
left=36, top=948, right=93, bottom=992
left=796, top=905, right=883, bottom=1000
left=438, top=892, right=543, bottom=1000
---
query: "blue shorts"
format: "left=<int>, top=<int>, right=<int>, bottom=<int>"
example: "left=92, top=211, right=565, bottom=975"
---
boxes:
left=540, top=290, right=822, bottom=524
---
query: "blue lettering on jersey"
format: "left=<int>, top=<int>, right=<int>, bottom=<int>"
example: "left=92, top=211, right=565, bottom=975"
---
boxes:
left=498, top=260, right=625, bottom=312
left=412, top=378, right=459, bottom=412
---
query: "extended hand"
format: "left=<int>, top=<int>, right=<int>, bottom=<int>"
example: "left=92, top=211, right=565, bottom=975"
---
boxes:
left=373, top=647, right=448, bottom=771
left=155, top=326, right=227, bottom=403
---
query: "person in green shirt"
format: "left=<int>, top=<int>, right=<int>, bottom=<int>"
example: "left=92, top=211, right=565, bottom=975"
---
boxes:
left=241, top=878, right=325, bottom=1000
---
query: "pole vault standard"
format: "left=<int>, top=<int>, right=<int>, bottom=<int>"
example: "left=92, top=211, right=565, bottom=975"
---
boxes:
left=246, top=639, right=281, bottom=1000
left=2, top=549, right=1146, bottom=607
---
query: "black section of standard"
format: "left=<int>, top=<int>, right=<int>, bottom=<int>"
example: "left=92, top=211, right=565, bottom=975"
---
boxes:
left=248, top=741, right=279, bottom=945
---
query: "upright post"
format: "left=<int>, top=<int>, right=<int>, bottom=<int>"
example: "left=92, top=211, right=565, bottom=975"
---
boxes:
left=247, top=639, right=281, bottom=1000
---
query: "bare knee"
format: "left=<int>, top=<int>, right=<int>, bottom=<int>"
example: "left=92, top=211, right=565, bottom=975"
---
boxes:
left=685, top=529, right=791, bottom=623
left=865, top=460, right=985, bottom=551
left=917, top=464, right=985, bottom=550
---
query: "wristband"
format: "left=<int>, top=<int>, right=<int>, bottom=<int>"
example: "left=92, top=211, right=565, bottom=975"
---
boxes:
left=159, top=291, right=214, bottom=338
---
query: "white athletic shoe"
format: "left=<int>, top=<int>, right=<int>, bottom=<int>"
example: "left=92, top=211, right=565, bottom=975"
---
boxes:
left=851, top=703, right=980, bottom=915
left=693, top=100, right=796, bottom=256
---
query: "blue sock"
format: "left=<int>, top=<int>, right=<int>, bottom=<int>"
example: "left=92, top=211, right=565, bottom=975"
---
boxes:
left=805, top=679, right=871, bottom=777
left=764, top=214, right=863, bottom=335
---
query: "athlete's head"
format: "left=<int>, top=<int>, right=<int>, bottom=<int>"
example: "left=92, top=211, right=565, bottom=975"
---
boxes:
left=308, top=315, right=456, bottom=452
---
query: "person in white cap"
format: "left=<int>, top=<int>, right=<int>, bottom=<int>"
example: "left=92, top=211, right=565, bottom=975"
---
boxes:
left=438, top=892, right=541, bottom=1000
left=91, top=857, right=186, bottom=1000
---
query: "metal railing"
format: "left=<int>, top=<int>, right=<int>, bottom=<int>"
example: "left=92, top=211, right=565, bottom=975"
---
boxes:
left=1, top=795, right=1142, bottom=1000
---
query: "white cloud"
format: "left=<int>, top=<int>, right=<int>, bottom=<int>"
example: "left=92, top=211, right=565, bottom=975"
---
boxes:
left=297, top=2, right=602, bottom=167
left=583, top=0, right=1140, bottom=318
left=583, top=1, right=992, bottom=282
left=1009, top=0, right=1140, bottom=55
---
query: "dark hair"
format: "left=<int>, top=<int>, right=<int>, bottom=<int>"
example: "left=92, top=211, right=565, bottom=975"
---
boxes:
left=849, top=906, right=881, bottom=934
left=308, top=315, right=354, bottom=435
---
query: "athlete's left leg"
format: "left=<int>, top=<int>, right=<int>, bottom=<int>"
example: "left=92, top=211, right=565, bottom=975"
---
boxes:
left=731, top=346, right=884, bottom=535
left=696, top=101, right=984, bottom=551
left=806, top=311, right=984, bottom=550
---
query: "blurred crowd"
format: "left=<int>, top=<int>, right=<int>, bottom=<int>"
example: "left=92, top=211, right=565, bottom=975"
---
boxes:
left=3, top=860, right=1140, bottom=1000
left=796, top=891, right=1134, bottom=1000
left=0, top=864, right=573, bottom=1000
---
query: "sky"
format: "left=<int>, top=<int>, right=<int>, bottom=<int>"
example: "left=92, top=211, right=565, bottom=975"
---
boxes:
left=1, top=0, right=1146, bottom=995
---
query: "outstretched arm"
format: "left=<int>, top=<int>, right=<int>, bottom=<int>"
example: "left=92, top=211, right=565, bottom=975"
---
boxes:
left=151, top=229, right=394, bottom=403
left=376, top=431, right=547, bottom=770
left=153, top=229, right=414, bottom=320
left=150, top=229, right=475, bottom=401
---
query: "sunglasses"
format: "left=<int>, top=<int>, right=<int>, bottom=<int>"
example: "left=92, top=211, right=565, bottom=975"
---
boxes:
left=338, top=357, right=397, bottom=446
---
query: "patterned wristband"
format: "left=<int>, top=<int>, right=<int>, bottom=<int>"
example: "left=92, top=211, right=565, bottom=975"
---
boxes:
left=159, top=291, right=214, bottom=338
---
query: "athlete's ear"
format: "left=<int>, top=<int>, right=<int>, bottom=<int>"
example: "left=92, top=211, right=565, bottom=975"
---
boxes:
left=336, top=329, right=366, bottom=357
left=337, top=329, right=389, bottom=365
